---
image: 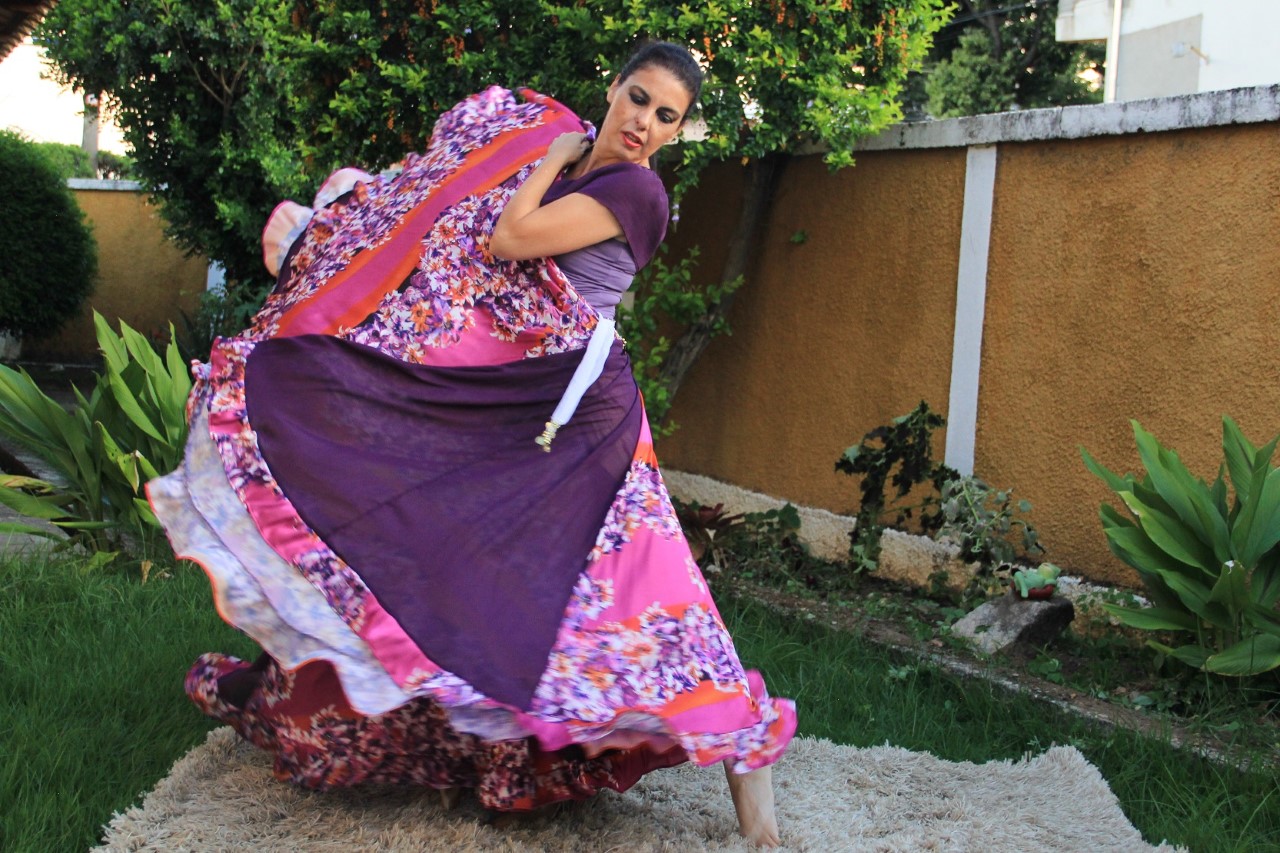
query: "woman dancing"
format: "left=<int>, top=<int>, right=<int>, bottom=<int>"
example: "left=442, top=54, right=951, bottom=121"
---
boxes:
left=149, top=41, right=794, bottom=847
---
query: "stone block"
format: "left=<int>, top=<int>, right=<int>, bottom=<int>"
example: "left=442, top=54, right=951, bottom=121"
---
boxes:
left=877, top=528, right=981, bottom=594
left=952, top=592, right=1076, bottom=655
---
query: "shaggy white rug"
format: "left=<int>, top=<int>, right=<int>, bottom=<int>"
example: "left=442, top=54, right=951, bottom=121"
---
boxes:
left=97, top=728, right=1182, bottom=852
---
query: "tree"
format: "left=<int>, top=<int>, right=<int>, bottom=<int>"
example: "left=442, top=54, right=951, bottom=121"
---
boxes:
left=923, top=0, right=1104, bottom=118
left=31, top=140, right=96, bottom=180
left=38, top=1, right=949, bottom=402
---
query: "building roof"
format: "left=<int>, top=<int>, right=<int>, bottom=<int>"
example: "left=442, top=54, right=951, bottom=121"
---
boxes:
left=0, top=1, right=57, bottom=63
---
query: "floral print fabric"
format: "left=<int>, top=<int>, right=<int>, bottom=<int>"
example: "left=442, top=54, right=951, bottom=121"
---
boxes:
left=150, top=87, right=796, bottom=809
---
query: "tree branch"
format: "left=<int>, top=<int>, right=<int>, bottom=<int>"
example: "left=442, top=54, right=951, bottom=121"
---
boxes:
left=655, top=154, right=781, bottom=410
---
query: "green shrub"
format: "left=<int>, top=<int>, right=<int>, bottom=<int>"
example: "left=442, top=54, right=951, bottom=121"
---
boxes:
left=97, top=151, right=137, bottom=181
left=31, top=140, right=96, bottom=180
left=837, top=404, right=1046, bottom=589
left=0, top=131, right=97, bottom=341
left=177, top=284, right=262, bottom=365
left=0, top=313, right=191, bottom=555
left=1083, top=418, right=1280, bottom=676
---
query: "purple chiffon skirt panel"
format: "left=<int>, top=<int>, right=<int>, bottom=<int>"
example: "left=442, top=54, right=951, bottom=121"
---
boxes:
left=244, top=334, right=641, bottom=710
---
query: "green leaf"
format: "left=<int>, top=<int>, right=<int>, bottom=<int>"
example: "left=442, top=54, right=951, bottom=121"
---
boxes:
left=1204, top=634, right=1280, bottom=676
left=163, top=330, right=193, bottom=435
left=1158, top=569, right=1231, bottom=628
left=1147, top=640, right=1213, bottom=670
left=1209, top=466, right=1229, bottom=522
left=117, top=317, right=167, bottom=378
left=1251, top=549, right=1280, bottom=609
left=135, top=452, right=162, bottom=483
left=0, top=522, right=64, bottom=540
left=1117, top=489, right=1216, bottom=574
left=0, top=474, right=61, bottom=494
left=1098, top=502, right=1134, bottom=529
left=1222, top=415, right=1257, bottom=505
left=1100, top=523, right=1200, bottom=584
left=52, top=519, right=117, bottom=530
left=1206, top=560, right=1249, bottom=619
left=0, top=364, right=76, bottom=449
left=1252, top=430, right=1280, bottom=478
left=1100, top=604, right=1197, bottom=633
left=0, top=484, right=76, bottom=520
left=1132, top=421, right=1222, bottom=547
left=1232, top=467, right=1280, bottom=568
left=133, top=497, right=160, bottom=527
left=1129, top=476, right=1180, bottom=524
left=82, top=550, right=119, bottom=571
left=105, top=370, right=165, bottom=442
left=96, top=423, right=141, bottom=492
left=836, top=444, right=862, bottom=472
left=1135, top=422, right=1233, bottom=563
left=94, top=311, right=129, bottom=374
left=1245, top=601, right=1280, bottom=635
left=1081, top=445, right=1131, bottom=496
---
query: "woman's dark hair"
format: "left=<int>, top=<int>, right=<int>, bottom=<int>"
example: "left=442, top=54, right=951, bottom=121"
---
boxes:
left=618, top=41, right=703, bottom=119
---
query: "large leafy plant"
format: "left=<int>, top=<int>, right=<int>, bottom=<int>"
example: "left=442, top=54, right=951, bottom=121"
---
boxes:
left=1083, top=419, right=1280, bottom=676
left=0, top=313, right=191, bottom=554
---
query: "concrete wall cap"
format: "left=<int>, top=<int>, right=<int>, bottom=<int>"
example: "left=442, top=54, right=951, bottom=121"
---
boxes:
left=66, top=178, right=144, bottom=191
left=844, top=84, right=1280, bottom=152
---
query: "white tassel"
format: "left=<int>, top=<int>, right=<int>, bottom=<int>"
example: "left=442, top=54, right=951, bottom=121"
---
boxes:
left=536, top=318, right=616, bottom=451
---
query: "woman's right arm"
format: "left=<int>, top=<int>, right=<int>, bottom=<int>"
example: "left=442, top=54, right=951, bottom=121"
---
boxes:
left=490, top=133, right=625, bottom=261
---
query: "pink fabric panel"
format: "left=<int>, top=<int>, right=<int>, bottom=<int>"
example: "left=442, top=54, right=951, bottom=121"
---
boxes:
left=590, top=529, right=714, bottom=629
left=358, top=598, right=442, bottom=684
left=279, top=115, right=582, bottom=338
left=406, top=310, right=541, bottom=368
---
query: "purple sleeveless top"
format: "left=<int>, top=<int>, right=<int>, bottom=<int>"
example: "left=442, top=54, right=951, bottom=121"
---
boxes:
left=541, top=162, right=668, bottom=318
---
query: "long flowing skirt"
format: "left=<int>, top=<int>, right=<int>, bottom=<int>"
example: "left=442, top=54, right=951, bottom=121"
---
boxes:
left=148, top=87, right=796, bottom=810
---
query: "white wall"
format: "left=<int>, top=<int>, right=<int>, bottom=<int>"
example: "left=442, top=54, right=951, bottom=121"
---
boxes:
left=1057, top=0, right=1280, bottom=100
left=1194, top=1, right=1280, bottom=93
left=0, top=38, right=127, bottom=153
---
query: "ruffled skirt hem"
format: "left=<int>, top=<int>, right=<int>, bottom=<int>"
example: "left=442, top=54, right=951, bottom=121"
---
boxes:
left=187, top=652, right=689, bottom=811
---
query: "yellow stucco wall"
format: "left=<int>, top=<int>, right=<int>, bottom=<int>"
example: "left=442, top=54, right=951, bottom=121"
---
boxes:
left=657, top=121, right=1279, bottom=588
left=26, top=187, right=206, bottom=361
left=659, top=148, right=967, bottom=515
left=977, top=124, right=1280, bottom=586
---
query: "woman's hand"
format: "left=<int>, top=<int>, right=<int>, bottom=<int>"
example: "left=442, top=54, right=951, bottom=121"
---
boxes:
left=490, top=130, right=621, bottom=262
left=546, top=132, right=592, bottom=169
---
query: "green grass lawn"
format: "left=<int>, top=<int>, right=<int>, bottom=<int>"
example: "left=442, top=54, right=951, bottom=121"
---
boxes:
left=0, top=550, right=257, bottom=852
left=725, top=596, right=1279, bottom=852
left=2, top=550, right=1277, bottom=852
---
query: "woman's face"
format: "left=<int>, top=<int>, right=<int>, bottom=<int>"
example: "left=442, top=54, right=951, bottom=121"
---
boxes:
left=598, top=65, right=692, bottom=166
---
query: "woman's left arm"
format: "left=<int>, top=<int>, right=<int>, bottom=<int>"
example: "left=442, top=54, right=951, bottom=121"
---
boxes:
left=490, top=133, right=625, bottom=261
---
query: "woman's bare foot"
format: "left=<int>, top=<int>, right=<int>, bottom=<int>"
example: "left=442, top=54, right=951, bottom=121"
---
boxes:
left=724, top=761, right=780, bottom=848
